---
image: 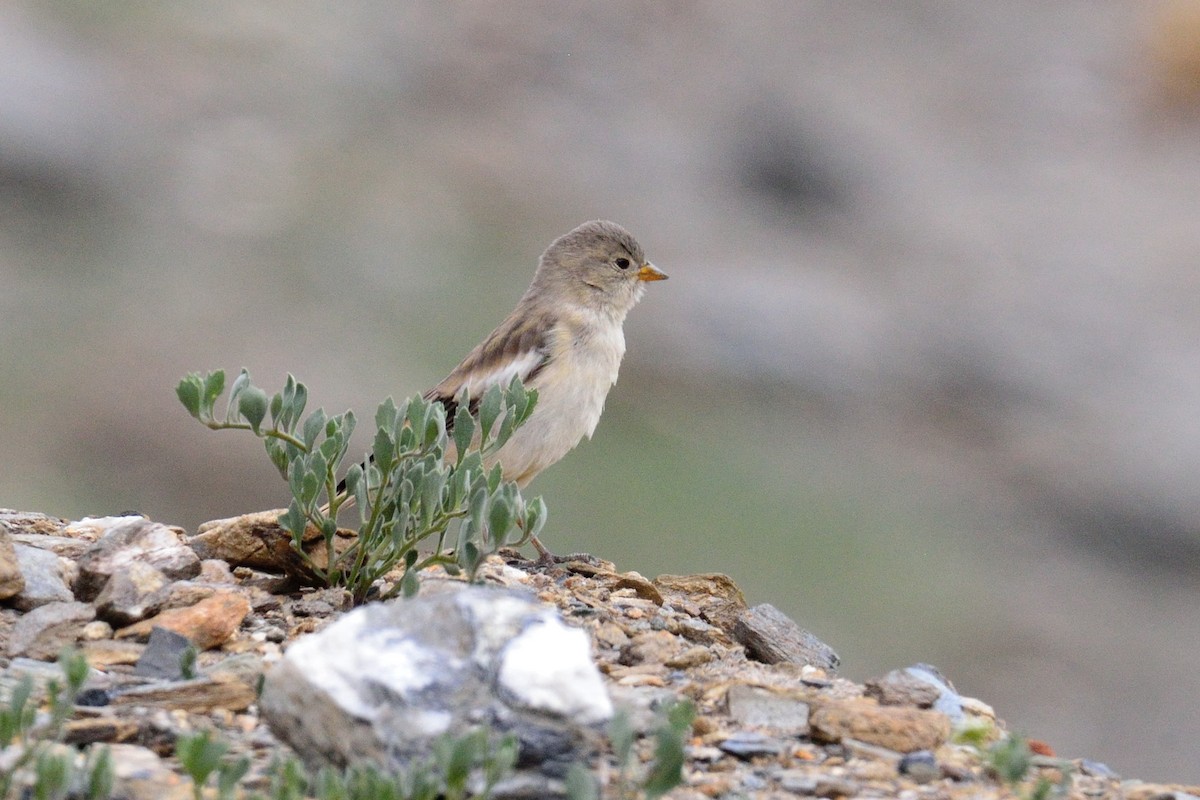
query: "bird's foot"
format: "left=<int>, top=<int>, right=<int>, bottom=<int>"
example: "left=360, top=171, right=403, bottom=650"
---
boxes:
left=523, top=537, right=609, bottom=570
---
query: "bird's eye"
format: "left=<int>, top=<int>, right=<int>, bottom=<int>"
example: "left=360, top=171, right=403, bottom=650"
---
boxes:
left=615, top=258, right=631, bottom=270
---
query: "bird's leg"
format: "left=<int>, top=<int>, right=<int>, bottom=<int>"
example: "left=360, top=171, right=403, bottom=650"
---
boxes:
left=530, top=534, right=554, bottom=560
left=529, top=534, right=603, bottom=567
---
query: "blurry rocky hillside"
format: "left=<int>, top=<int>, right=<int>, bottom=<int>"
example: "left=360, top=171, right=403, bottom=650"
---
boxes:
left=2, top=0, right=1200, bottom=783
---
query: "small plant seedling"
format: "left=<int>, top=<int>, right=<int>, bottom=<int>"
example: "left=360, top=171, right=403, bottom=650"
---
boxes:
left=178, top=369, right=547, bottom=603
left=0, top=650, right=114, bottom=800
left=568, top=698, right=695, bottom=800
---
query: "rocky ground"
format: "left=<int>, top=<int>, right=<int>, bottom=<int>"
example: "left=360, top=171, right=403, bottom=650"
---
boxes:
left=0, top=508, right=1194, bottom=800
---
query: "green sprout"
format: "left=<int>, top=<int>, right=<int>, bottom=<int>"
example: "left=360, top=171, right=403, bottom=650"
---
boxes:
left=178, top=369, right=546, bottom=603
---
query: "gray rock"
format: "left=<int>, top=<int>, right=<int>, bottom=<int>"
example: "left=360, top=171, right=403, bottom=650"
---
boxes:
left=260, top=584, right=612, bottom=779
left=8, top=601, right=95, bottom=660
left=73, top=516, right=200, bottom=601
left=0, top=510, right=69, bottom=538
left=11, top=543, right=74, bottom=610
left=7, top=534, right=90, bottom=559
left=94, top=561, right=169, bottom=626
left=898, top=750, right=941, bottom=783
left=725, top=684, right=810, bottom=732
left=778, top=770, right=819, bottom=793
left=866, top=664, right=964, bottom=722
left=134, top=626, right=193, bottom=679
left=733, top=603, right=839, bottom=671
left=740, top=772, right=768, bottom=791
left=718, top=730, right=787, bottom=758
left=1080, top=759, right=1119, bottom=779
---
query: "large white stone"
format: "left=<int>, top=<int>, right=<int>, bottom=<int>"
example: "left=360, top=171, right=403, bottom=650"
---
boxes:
left=259, top=583, right=612, bottom=782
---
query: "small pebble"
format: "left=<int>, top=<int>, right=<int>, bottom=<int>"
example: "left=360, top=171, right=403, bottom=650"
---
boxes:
left=81, top=621, right=114, bottom=641
left=1080, top=760, right=1119, bottom=779
left=740, top=772, right=767, bottom=790
left=778, top=771, right=818, bottom=793
left=718, top=731, right=787, bottom=759
left=686, top=745, right=725, bottom=762
left=898, top=750, right=940, bottom=784
left=75, top=688, right=111, bottom=707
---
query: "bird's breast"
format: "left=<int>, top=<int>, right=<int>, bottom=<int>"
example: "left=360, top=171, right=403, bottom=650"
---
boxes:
left=490, top=312, right=626, bottom=485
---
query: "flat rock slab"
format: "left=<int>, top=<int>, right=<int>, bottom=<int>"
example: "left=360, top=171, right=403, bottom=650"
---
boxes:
left=8, top=601, right=96, bottom=660
left=733, top=602, right=840, bottom=670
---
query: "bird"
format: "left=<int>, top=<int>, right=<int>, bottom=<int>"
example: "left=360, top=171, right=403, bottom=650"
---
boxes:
left=349, top=220, right=667, bottom=560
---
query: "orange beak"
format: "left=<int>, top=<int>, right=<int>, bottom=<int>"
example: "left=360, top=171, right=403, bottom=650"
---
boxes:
left=637, top=262, right=668, bottom=282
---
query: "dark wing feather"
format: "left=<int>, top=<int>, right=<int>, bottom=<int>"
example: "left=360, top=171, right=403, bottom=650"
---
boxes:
left=336, top=311, right=553, bottom=496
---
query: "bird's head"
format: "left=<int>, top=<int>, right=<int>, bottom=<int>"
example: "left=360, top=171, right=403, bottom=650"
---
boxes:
left=535, top=220, right=667, bottom=313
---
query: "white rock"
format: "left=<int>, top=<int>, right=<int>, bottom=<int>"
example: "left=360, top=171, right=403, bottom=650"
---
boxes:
left=259, top=584, right=612, bottom=779
left=499, top=618, right=613, bottom=724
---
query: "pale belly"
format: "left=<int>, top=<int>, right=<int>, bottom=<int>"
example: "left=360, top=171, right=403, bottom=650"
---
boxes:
left=492, top=326, right=625, bottom=486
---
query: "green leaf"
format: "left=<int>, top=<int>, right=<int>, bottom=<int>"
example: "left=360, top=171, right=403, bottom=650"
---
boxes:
left=457, top=450, right=483, bottom=478
left=290, top=379, right=308, bottom=426
left=177, top=730, right=228, bottom=786
left=302, top=408, right=327, bottom=451
left=520, top=496, right=548, bottom=545
left=176, top=376, right=203, bottom=419
left=34, top=749, right=71, bottom=799
left=988, top=735, right=1033, bottom=785
left=423, top=404, right=445, bottom=449
left=265, top=438, right=289, bottom=478
left=238, top=386, right=269, bottom=433
left=467, top=485, right=489, bottom=530
left=371, top=428, right=395, bottom=473
left=217, top=755, right=251, bottom=798
left=405, top=395, right=431, bottom=443
left=478, top=384, right=502, bottom=442
left=84, top=747, right=114, bottom=800
left=400, top=568, right=420, bottom=598
left=440, top=731, right=479, bottom=798
left=445, top=463, right=472, bottom=510
left=279, top=502, right=307, bottom=541
left=202, top=370, right=227, bottom=412
left=276, top=375, right=296, bottom=430
left=452, top=396, right=474, bottom=458
left=318, top=432, right=345, bottom=466
left=462, top=541, right=482, bottom=577
left=486, top=463, right=504, bottom=493
left=643, top=700, right=694, bottom=799
left=487, top=490, right=515, bottom=543
left=179, top=644, right=198, bottom=680
left=491, top=405, right=517, bottom=451
left=268, top=755, right=309, bottom=800
left=667, top=698, right=696, bottom=733
left=516, top=384, right=538, bottom=425
left=59, top=648, right=90, bottom=693
left=300, top=455, right=326, bottom=506
left=642, top=737, right=686, bottom=798
left=227, top=369, right=251, bottom=422
left=376, top=396, right=401, bottom=436
left=609, top=710, right=635, bottom=768
left=485, top=734, right=520, bottom=793
left=564, top=763, right=598, bottom=800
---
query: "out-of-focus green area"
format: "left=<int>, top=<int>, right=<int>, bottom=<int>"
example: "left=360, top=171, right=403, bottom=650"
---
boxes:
left=4, top=1, right=1200, bottom=782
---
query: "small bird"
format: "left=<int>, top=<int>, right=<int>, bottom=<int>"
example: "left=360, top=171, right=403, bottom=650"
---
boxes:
left=424, top=220, right=667, bottom=558
left=336, top=222, right=666, bottom=555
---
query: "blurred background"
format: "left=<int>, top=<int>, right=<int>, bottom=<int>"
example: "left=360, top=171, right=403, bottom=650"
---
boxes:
left=3, top=0, right=1200, bottom=782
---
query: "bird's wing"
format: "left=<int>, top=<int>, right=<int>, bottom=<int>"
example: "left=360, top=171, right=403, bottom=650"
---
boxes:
left=424, top=312, right=553, bottom=428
